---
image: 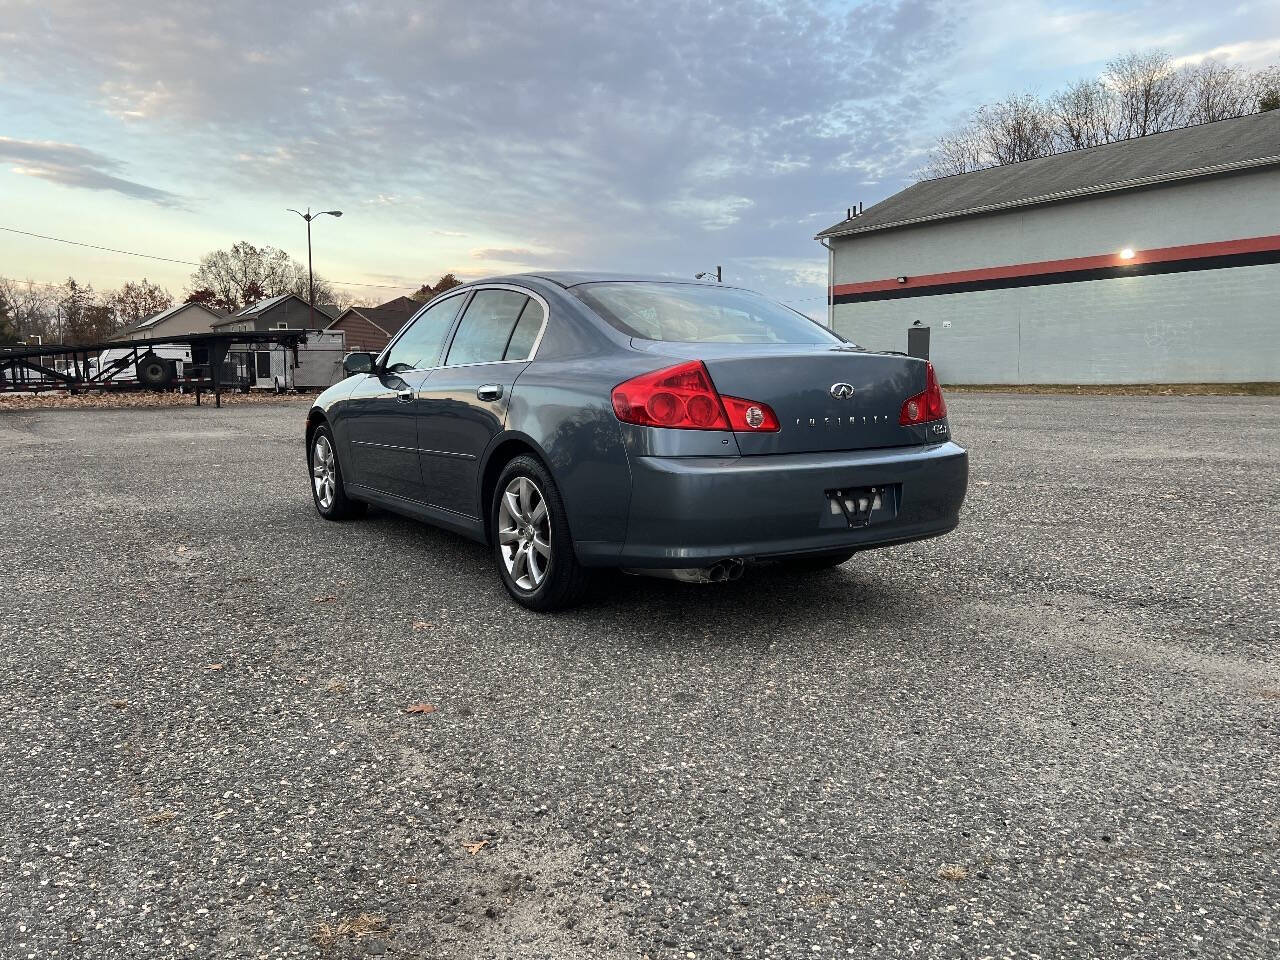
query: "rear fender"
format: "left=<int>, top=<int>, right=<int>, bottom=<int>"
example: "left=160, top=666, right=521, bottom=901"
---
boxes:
left=501, top=364, right=633, bottom=561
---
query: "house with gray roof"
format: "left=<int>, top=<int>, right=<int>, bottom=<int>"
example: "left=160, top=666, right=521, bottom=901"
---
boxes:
left=817, top=109, right=1280, bottom=384
left=109, top=301, right=228, bottom=342
left=212, top=293, right=339, bottom=334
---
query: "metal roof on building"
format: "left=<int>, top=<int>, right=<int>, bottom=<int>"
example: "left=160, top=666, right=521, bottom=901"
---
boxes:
left=817, top=110, right=1280, bottom=241
left=221, top=293, right=339, bottom=325
left=111, top=301, right=227, bottom=339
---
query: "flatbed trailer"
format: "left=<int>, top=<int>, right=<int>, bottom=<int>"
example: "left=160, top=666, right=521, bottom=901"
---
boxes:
left=0, top=330, right=308, bottom=408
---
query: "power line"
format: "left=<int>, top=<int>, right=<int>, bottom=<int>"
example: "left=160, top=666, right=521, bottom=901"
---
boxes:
left=0, top=225, right=200, bottom=267
left=0, top=224, right=420, bottom=291
left=0, top=276, right=65, bottom=290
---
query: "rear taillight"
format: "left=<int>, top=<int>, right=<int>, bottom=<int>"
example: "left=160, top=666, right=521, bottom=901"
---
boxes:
left=900, top=361, right=947, bottom=425
left=721, top=394, right=780, bottom=432
left=611, top=360, right=779, bottom=432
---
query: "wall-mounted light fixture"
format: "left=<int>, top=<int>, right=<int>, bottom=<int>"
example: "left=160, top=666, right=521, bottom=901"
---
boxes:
left=897, top=276, right=909, bottom=284
left=1119, top=247, right=1135, bottom=260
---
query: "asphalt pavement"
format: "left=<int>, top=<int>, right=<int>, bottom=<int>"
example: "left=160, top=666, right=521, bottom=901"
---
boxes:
left=0, top=394, right=1276, bottom=959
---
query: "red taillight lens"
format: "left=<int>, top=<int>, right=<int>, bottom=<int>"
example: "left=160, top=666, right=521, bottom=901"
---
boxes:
left=899, top=361, right=948, bottom=425
left=611, top=361, right=779, bottom=432
left=721, top=395, right=780, bottom=432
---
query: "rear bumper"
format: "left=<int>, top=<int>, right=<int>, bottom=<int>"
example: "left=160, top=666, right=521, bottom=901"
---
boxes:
left=600, top=441, right=968, bottom=568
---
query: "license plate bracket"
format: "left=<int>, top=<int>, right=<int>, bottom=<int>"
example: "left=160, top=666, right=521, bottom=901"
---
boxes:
left=825, top=486, right=885, bottom=528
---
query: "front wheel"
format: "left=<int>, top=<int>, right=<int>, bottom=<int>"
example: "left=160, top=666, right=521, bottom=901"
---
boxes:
left=492, top=456, right=591, bottom=611
left=309, top=425, right=365, bottom=521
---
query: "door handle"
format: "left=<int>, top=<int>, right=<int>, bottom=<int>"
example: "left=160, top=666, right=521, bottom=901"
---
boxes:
left=396, top=388, right=414, bottom=403
left=476, top=384, right=503, bottom=402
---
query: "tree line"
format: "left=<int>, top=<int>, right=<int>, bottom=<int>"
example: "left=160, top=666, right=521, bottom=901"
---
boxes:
left=924, top=50, right=1280, bottom=178
left=0, top=240, right=460, bottom=346
left=0, top=277, right=173, bottom=346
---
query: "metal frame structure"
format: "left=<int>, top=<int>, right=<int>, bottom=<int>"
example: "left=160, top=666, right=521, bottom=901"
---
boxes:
left=0, top=330, right=309, bottom=407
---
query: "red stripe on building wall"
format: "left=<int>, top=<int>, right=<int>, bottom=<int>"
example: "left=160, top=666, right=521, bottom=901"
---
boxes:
left=830, top=234, right=1280, bottom=298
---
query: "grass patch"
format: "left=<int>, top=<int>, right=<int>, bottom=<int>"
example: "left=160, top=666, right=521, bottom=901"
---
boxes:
left=944, top=382, right=1279, bottom=396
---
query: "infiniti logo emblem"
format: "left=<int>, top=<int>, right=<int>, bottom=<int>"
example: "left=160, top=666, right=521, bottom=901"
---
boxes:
left=829, top=382, right=855, bottom=399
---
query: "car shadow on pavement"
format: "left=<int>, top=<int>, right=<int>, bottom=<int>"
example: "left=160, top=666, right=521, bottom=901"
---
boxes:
left=357, top=504, right=930, bottom=632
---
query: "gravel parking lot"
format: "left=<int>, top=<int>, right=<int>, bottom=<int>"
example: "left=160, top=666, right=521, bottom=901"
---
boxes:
left=1, top=394, right=1277, bottom=959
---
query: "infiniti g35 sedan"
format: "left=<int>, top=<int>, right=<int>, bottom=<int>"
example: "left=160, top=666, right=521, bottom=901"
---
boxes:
left=305, top=273, right=968, bottom=610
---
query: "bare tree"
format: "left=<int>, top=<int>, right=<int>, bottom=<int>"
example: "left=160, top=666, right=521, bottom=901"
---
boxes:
left=188, top=241, right=336, bottom=313
left=1103, top=50, right=1189, bottom=138
left=0, top=285, right=17, bottom=345
left=922, top=48, right=1279, bottom=179
left=105, top=279, right=173, bottom=329
left=0, top=278, right=55, bottom=342
left=1183, top=59, right=1252, bottom=124
left=1049, top=79, right=1117, bottom=150
left=975, top=93, right=1055, bottom=165
left=1252, top=65, right=1280, bottom=112
left=921, top=124, right=987, bottom=178
left=57, top=278, right=119, bottom=345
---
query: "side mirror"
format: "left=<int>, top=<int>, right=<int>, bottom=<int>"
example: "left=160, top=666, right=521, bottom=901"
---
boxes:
left=343, top=352, right=376, bottom=374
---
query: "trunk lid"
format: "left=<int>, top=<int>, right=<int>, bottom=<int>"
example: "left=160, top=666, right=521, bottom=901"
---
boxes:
left=631, top=341, right=930, bottom=454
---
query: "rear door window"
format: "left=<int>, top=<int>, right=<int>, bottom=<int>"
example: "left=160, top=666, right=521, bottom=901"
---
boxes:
left=445, top=289, right=531, bottom=366
left=503, top=299, right=545, bottom=361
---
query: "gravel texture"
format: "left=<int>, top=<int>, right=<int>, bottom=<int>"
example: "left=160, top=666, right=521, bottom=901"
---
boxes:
left=0, top=395, right=1276, bottom=959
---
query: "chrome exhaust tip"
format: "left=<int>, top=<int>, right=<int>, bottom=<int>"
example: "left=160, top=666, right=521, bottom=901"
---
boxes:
left=622, top=558, right=747, bottom=584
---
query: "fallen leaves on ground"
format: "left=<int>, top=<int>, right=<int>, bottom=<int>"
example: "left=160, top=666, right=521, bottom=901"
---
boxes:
left=0, top=390, right=316, bottom=411
left=463, top=840, right=489, bottom=855
left=412, top=620, right=432, bottom=631
left=205, top=663, right=224, bottom=671
left=312, top=595, right=337, bottom=603
left=313, top=913, right=387, bottom=949
left=106, top=699, right=128, bottom=710
left=404, top=703, right=437, bottom=715
left=937, top=864, right=969, bottom=882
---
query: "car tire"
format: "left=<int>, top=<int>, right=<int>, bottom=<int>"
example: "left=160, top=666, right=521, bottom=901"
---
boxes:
left=778, top=550, right=855, bottom=572
left=308, top=424, right=365, bottom=521
left=491, top=455, right=591, bottom=611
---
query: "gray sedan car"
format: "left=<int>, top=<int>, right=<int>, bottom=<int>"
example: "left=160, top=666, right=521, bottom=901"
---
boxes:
left=306, top=273, right=968, bottom=609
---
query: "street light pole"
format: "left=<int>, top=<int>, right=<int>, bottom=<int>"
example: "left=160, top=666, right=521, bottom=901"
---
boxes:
left=306, top=215, right=314, bottom=330
left=695, top=266, right=723, bottom=283
left=286, top=206, right=343, bottom=330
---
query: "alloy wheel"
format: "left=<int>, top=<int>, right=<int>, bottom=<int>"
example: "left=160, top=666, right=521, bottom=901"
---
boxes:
left=312, top=434, right=337, bottom=510
left=497, top=476, right=551, bottom=591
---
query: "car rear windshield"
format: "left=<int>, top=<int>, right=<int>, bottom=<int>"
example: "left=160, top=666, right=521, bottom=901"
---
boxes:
left=574, top=282, right=843, bottom=345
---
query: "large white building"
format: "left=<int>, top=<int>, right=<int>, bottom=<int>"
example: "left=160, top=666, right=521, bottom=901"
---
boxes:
left=816, top=110, right=1280, bottom=384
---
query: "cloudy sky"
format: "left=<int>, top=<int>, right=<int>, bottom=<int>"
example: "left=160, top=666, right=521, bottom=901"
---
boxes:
left=1, top=0, right=1277, bottom=312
